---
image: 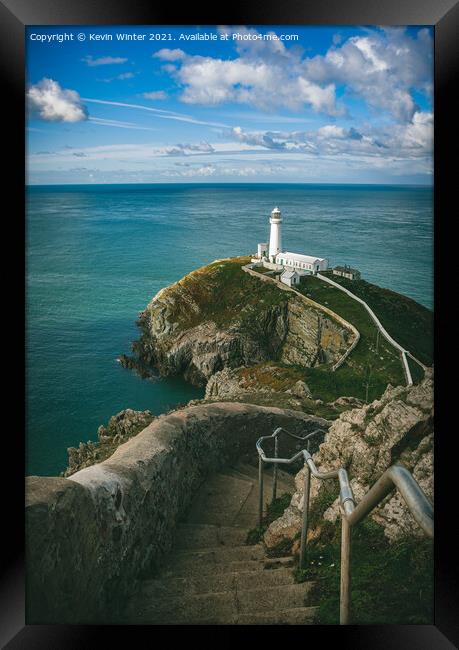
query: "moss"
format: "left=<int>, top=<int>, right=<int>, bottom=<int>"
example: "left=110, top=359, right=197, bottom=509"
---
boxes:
left=160, top=257, right=291, bottom=334
left=302, top=519, right=433, bottom=624
left=265, top=537, right=294, bottom=558
left=237, top=362, right=305, bottom=391
left=245, top=493, right=292, bottom=546
left=309, top=483, right=338, bottom=529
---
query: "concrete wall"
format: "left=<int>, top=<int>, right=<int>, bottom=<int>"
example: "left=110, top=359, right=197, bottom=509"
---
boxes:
left=26, top=402, right=324, bottom=624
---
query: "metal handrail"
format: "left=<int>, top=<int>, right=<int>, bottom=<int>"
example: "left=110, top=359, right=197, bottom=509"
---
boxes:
left=256, top=426, right=434, bottom=625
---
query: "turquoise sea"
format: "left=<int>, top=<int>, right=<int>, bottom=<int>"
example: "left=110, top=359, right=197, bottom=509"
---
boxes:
left=26, top=183, right=433, bottom=476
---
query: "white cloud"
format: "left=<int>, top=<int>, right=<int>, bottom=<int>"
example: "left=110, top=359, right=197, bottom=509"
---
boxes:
left=143, top=90, right=168, bottom=100
left=304, top=28, right=433, bottom=122
left=175, top=54, right=341, bottom=115
left=82, top=55, right=128, bottom=66
left=157, top=26, right=432, bottom=124
left=117, top=72, right=135, bottom=80
left=226, top=113, right=432, bottom=161
left=27, top=78, right=88, bottom=122
left=153, top=48, right=186, bottom=61
left=165, top=142, right=215, bottom=155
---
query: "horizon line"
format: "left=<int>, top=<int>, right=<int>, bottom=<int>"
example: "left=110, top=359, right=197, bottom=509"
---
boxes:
left=26, top=180, right=433, bottom=188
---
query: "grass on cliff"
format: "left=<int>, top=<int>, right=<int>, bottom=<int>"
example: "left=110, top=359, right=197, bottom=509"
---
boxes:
left=295, top=519, right=433, bottom=625
left=294, top=275, right=410, bottom=402
left=320, top=271, right=433, bottom=365
left=161, top=256, right=290, bottom=333
left=147, top=258, right=428, bottom=406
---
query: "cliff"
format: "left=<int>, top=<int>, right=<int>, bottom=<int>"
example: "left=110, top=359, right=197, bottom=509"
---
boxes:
left=62, top=409, right=155, bottom=477
left=121, top=256, right=352, bottom=388
left=264, top=370, right=434, bottom=548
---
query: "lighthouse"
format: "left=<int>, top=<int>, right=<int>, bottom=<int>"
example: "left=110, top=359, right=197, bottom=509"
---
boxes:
left=268, top=206, right=282, bottom=260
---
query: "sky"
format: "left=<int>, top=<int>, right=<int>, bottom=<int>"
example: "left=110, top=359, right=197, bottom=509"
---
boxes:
left=26, top=25, right=434, bottom=185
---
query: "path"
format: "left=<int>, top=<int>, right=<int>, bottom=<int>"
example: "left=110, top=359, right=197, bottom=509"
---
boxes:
left=316, top=273, right=428, bottom=386
left=121, top=462, right=318, bottom=625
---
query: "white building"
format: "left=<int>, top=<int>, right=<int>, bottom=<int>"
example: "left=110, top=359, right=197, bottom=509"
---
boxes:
left=333, top=265, right=361, bottom=280
left=280, top=269, right=301, bottom=287
left=256, top=207, right=328, bottom=274
left=257, top=242, right=268, bottom=258
left=276, top=251, right=328, bottom=274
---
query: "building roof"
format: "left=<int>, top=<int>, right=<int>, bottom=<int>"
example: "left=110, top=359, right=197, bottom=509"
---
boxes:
left=277, top=251, right=326, bottom=264
left=334, top=265, right=360, bottom=274
left=281, top=270, right=299, bottom=279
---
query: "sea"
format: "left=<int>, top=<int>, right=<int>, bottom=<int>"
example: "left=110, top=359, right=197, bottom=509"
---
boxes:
left=26, top=183, right=433, bottom=476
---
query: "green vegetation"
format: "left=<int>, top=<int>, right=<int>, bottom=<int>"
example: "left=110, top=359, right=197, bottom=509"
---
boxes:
left=295, top=519, right=433, bottom=624
left=163, top=256, right=290, bottom=333
left=237, top=362, right=305, bottom=392
left=321, top=271, right=433, bottom=365
left=296, top=275, right=407, bottom=402
left=151, top=258, right=430, bottom=405
left=246, top=493, right=292, bottom=546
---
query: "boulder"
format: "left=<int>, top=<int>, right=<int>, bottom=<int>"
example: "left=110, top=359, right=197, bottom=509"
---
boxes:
left=264, top=374, right=434, bottom=547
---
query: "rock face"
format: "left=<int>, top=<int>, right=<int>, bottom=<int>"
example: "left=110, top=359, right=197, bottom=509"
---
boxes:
left=62, top=409, right=154, bottom=477
left=205, top=367, right=319, bottom=412
left=264, top=372, right=434, bottom=548
left=124, top=259, right=351, bottom=386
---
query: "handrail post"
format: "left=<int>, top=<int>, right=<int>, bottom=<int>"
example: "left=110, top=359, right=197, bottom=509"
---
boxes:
left=258, top=456, right=264, bottom=528
left=299, top=461, right=311, bottom=570
left=272, top=436, right=278, bottom=502
left=340, top=515, right=352, bottom=625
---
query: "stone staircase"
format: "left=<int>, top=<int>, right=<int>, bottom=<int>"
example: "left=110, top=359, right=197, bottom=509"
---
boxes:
left=123, top=462, right=318, bottom=625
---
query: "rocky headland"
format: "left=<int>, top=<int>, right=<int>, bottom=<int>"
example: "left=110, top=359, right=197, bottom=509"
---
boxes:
left=120, top=257, right=352, bottom=387
left=66, top=255, right=433, bottom=546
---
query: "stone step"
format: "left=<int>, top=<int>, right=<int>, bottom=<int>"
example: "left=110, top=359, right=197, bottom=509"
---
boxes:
left=173, top=523, right=249, bottom=550
left=237, top=606, right=318, bottom=625
left=168, top=544, right=265, bottom=567
left=237, top=582, right=315, bottom=613
left=222, top=468, right=293, bottom=499
left=233, top=462, right=296, bottom=489
left=126, top=581, right=315, bottom=625
left=126, top=590, right=235, bottom=624
left=184, top=474, right=254, bottom=526
left=160, top=555, right=295, bottom=579
left=140, top=566, right=295, bottom=597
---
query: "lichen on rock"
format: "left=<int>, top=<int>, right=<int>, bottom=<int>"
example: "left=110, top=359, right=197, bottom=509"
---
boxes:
left=264, top=372, right=434, bottom=547
left=62, top=409, right=155, bottom=477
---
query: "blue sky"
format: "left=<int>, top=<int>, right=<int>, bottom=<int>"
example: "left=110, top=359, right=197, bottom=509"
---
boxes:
left=26, top=25, right=433, bottom=185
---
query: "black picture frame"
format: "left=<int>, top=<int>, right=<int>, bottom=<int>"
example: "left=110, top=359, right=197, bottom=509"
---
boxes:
left=2, top=0, right=457, bottom=647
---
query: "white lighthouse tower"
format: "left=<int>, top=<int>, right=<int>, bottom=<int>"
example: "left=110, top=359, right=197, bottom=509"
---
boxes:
left=268, top=206, right=282, bottom=260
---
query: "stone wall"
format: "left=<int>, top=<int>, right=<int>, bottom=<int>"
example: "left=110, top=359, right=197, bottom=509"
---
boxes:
left=26, top=402, right=327, bottom=624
